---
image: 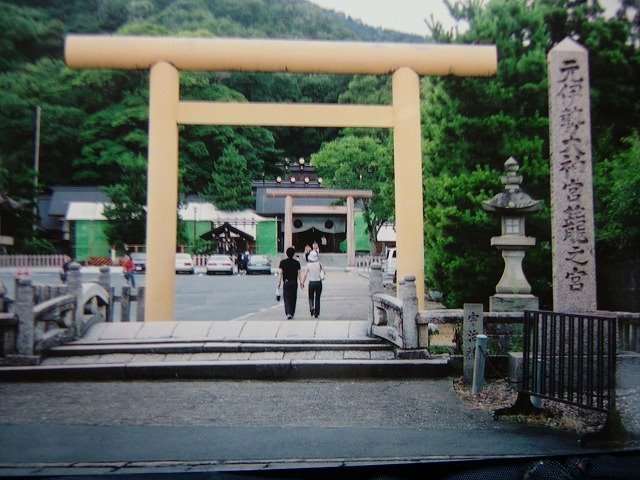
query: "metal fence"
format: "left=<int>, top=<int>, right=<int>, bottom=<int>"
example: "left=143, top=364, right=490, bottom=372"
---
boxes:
left=521, top=310, right=617, bottom=413
left=495, top=309, right=618, bottom=435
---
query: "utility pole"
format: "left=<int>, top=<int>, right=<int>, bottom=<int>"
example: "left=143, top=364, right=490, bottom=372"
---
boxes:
left=33, top=105, right=41, bottom=235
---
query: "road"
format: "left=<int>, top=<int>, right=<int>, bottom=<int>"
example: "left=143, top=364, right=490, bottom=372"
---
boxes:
left=0, top=269, right=279, bottom=321
left=0, top=378, right=592, bottom=472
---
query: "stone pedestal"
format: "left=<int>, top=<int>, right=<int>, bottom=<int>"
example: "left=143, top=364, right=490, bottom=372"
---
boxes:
left=490, top=294, right=539, bottom=312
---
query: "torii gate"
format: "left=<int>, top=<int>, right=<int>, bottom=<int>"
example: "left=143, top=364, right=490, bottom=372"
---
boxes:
left=266, top=188, right=373, bottom=267
left=65, top=36, right=497, bottom=321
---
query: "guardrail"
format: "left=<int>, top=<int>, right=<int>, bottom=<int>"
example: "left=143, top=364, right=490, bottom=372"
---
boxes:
left=494, top=310, right=624, bottom=443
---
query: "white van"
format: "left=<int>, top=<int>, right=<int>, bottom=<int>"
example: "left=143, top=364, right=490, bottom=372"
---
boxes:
left=381, top=247, right=397, bottom=277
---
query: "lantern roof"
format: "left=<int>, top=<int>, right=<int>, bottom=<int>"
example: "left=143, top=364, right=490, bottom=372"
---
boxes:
left=482, top=157, right=543, bottom=214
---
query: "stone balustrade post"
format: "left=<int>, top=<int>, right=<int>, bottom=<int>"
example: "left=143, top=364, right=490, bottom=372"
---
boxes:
left=136, top=286, right=145, bottom=322
left=98, top=266, right=110, bottom=290
left=121, top=286, right=131, bottom=322
left=401, top=274, right=419, bottom=349
left=0, top=280, right=8, bottom=313
left=368, top=263, right=383, bottom=334
left=98, top=266, right=114, bottom=322
left=14, top=277, right=35, bottom=357
left=66, top=262, right=83, bottom=337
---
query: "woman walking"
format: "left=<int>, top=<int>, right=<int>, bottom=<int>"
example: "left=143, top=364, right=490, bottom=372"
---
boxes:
left=301, top=250, right=324, bottom=318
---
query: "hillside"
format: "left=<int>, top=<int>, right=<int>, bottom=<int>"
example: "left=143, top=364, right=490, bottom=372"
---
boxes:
left=0, top=0, right=424, bottom=186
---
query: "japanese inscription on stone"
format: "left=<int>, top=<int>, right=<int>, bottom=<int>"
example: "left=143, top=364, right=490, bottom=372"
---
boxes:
left=463, top=303, right=483, bottom=383
left=548, top=38, right=597, bottom=312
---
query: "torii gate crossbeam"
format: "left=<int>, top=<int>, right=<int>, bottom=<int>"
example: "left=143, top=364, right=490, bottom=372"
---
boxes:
left=65, top=35, right=497, bottom=321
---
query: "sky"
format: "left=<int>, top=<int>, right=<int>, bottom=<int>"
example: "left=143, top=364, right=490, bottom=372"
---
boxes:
left=307, top=0, right=621, bottom=37
left=308, top=0, right=458, bottom=36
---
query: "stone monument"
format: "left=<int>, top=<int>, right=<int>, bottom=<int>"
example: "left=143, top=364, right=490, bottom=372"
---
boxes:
left=548, top=37, right=597, bottom=312
left=482, top=157, right=542, bottom=312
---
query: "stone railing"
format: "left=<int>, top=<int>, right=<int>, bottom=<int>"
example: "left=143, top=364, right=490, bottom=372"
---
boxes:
left=417, top=308, right=525, bottom=353
left=0, top=262, right=142, bottom=365
left=613, top=312, right=640, bottom=353
left=0, top=254, right=67, bottom=268
left=369, top=263, right=420, bottom=352
left=355, top=254, right=384, bottom=270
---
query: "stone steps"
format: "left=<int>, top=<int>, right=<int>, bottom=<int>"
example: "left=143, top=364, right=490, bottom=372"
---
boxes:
left=0, top=338, right=451, bottom=381
left=45, top=339, right=390, bottom=356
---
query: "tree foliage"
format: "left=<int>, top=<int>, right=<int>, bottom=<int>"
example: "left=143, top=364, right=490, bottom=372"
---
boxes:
left=311, top=136, right=394, bottom=250
left=595, top=132, right=640, bottom=251
left=101, top=156, right=147, bottom=248
left=423, top=0, right=640, bottom=307
left=202, top=146, right=253, bottom=211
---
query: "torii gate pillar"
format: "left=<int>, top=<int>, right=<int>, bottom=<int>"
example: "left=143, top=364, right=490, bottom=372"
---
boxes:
left=393, top=68, right=425, bottom=305
left=146, top=62, right=179, bottom=321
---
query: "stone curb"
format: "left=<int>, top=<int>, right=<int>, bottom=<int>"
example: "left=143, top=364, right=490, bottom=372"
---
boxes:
left=46, top=341, right=389, bottom=356
left=0, top=358, right=451, bottom=381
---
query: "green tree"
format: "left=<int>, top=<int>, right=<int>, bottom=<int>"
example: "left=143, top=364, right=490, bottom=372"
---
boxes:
left=422, top=0, right=640, bottom=306
left=101, top=156, right=148, bottom=248
left=424, top=167, right=504, bottom=307
left=203, top=146, right=253, bottom=211
left=311, top=135, right=394, bottom=251
left=595, top=131, right=640, bottom=251
left=0, top=157, right=41, bottom=252
left=0, top=2, right=64, bottom=71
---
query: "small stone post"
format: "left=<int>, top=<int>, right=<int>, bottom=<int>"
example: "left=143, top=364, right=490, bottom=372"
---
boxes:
left=0, top=280, right=8, bottom=312
left=66, top=262, right=83, bottom=338
left=472, top=334, right=488, bottom=395
left=98, top=266, right=114, bottom=323
left=401, top=275, right=419, bottom=350
left=14, top=277, right=35, bottom=358
left=121, top=286, right=131, bottom=322
left=136, top=286, right=145, bottom=322
left=463, top=303, right=483, bottom=383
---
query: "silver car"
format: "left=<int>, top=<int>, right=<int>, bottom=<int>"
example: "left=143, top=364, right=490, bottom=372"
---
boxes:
left=175, top=253, right=195, bottom=274
left=206, top=254, right=234, bottom=275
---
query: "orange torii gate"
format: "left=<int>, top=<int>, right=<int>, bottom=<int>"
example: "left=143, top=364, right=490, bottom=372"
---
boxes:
left=65, top=35, right=497, bottom=321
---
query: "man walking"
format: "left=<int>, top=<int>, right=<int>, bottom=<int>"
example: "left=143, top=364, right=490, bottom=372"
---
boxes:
left=277, top=247, right=301, bottom=319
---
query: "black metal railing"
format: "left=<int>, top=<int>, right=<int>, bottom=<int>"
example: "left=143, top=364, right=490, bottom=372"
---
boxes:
left=495, top=310, right=625, bottom=443
left=521, top=310, right=617, bottom=413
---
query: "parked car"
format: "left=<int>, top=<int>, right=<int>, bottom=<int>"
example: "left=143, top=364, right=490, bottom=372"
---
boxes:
left=130, top=252, right=147, bottom=273
left=381, top=247, right=397, bottom=278
left=206, top=254, right=234, bottom=275
left=246, top=255, right=272, bottom=275
left=175, top=253, right=195, bottom=274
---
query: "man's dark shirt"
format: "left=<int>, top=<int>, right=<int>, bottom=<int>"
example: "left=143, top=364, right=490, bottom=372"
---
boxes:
left=279, top=257, right=301, bottom=283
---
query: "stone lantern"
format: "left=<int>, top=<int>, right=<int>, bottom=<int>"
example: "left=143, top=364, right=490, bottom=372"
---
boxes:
left=482, top=157, right=543, bottom=312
